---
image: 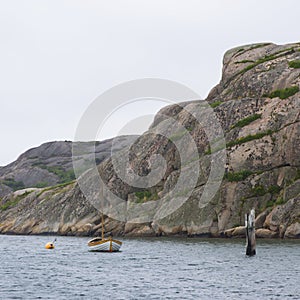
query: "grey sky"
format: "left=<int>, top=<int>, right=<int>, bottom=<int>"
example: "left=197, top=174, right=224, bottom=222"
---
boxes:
left=0, top=0, right=299, bottom=166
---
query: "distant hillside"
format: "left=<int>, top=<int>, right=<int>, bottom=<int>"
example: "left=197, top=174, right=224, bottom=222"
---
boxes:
left=0, top=136, right=137, bottom=197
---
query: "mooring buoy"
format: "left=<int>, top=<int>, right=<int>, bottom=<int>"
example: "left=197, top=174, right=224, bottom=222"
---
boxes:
left=45, top=238, right=56, bottom=249
left=45, top=242, right=55, bottom=249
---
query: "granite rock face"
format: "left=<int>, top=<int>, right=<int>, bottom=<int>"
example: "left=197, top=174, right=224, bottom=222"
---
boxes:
left=0, top=43, right=299, bottom=238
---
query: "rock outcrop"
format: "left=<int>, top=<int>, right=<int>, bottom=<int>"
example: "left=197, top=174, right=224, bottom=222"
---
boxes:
left=0, top=42, right=299, bottom=238
left=0, top=184, right=124, bottom=236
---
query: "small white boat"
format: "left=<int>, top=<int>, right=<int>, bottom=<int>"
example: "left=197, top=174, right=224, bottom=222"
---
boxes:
left=88, top=236, right=122, bottom=252
left=87, top=209, right=122, bottom=252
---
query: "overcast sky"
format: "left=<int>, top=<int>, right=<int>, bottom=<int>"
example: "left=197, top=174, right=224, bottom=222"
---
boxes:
left=0, top=0, right=299, bottom=166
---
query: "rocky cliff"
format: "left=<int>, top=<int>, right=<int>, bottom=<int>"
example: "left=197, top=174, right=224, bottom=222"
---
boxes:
left=0, top=42, right=299, bottom=238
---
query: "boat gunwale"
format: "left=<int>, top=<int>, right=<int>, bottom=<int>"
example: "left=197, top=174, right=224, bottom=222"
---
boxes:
left=88, top=237, right=122, bottom=247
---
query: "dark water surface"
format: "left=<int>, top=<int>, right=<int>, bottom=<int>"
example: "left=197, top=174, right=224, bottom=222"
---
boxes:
left=0, top=235, right=299, bottom=299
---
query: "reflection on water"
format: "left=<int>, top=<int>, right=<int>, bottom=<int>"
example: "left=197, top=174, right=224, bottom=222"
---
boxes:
left=0, top=235, right=299, bottom=299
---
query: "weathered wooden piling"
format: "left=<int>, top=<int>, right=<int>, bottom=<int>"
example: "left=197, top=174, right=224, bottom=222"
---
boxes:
left=245, top=208, right=256, bottom=256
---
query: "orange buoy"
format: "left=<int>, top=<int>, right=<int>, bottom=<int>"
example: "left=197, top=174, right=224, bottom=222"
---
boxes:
left=45, top=242, right=55, bottom=249
left=45, top=238, right=56, bottom=249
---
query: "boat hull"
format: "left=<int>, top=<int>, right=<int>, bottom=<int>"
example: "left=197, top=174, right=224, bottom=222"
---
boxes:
left=88, top=237, right=122, bottom=252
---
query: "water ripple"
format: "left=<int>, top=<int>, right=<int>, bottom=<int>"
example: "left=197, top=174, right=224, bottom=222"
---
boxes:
left=0, top=236, right=299, bottom=299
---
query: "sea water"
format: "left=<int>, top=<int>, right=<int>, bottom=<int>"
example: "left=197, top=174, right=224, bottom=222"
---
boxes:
left=0, top=235, right=299, bottom=299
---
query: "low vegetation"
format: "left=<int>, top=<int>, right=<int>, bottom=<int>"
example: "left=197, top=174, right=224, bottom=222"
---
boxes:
left=0, top=191, right=32, bottom=211
left=33, top=182, right=49, bottom=188
left=224, top=170, right=253, bottom=182
left=234, top=184, right=282, bottom=210
left=251, top=185, right=266, bottom=196
left=234, top=43, right=271, bottom=58
left=265, top=86, right=299, bottom=100
left=33, top=163, right=75, bottom=184
left=288, top=60, right=300, bottom=68
left=1, top=178, right=25, bottom=191
left=231, top=114, right=261, bottom=129
left=205, top=143, right=226, bottom=155
left=238, top=47, right=298, bottom=76
left=235, top=59, right=254, bottom=64
left=251, top=184, right=281, bottom=202
left=267, top=185, right=281, bottom=195
left=36, top=181, right=75, bottom=198
left=135, top=190, right=158, bottom=203
left=275, top=197, right=286, bottom=205
left=295, top=169, right=300, bottom=181
left=210, top=101, right=223, bottom=108
left=48, top=167, right=75, bottom=183
left=265, top=196, right=284, bottom=208
left=227, top=130, right=273, bottom=148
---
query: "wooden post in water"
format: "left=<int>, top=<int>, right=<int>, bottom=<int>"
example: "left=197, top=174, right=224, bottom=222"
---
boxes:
left=101, top=188, right=105, bottom=240
left=245, top=208, right=256, bottom=256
